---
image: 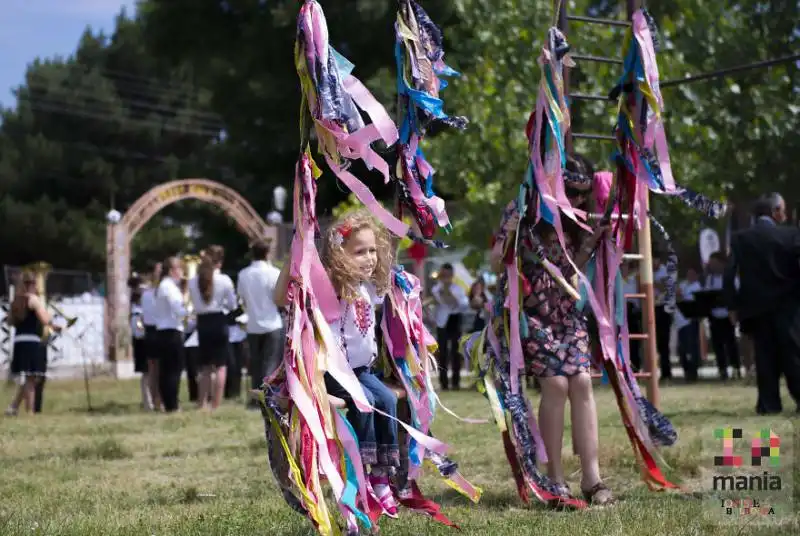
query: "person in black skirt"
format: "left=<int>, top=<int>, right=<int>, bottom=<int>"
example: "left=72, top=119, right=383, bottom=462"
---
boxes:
left=141, top=262, right=162, bottom=410
left=188, top=245, right=236, bottom=411
left=130, top=282, right=154, bottom=411
left=5, top=272, right=61, bottom=416
left=154, top=256, right=187, bottom=413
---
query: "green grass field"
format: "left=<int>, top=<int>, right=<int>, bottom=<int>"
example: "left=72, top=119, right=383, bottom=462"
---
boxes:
left=1, top=378, right=798, bottom=536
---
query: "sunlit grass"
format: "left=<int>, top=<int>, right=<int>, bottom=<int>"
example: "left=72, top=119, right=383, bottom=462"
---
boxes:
left=0, top=377, right=797, bottom=535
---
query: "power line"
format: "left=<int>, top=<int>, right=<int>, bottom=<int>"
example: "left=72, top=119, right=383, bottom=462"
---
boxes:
left=18, top=84, right=224, bottom=126
left=661, top=53, right=800, bottom=88
left=20, top=100, right=224, bottom=138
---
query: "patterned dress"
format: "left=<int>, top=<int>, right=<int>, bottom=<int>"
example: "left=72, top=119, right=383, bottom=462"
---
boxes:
left=492, top=200, right=592, bottom=378
left=519, top=229, right=592, bottom=377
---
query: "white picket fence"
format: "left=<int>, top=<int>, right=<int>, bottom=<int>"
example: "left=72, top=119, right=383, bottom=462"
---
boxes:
left=1, top=294, right=107, bottom=379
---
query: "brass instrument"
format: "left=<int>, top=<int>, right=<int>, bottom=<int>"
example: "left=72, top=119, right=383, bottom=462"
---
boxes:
left=182, top=254, right=202, bottom=331
left=43, top=302, right=78, bottom=345
left=19, top=262, right=55, bottom=341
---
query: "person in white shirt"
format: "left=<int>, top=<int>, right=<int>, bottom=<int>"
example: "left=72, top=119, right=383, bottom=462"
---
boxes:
left=431, top=263, right=469, bottom=390
left=140, top=261, right=162, bottom=410
left=675, top=268, right=703, bottom=383
left=130, top=281, right=154, bottom=411
left=237, top=240, right=283, bottom=402
left=189, top=245, right=237, bottom=411
left=154, top=256, right=187, bottom=413
left=652, top=255, right=673, bottom=380
left=706, top=251, right=741, bottom=380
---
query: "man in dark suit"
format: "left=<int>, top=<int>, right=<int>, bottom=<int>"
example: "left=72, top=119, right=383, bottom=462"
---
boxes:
left=724, top=193, right=800, bottom=414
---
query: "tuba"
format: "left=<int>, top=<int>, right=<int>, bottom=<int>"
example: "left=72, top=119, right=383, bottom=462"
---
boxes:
left=182, top=254, right=202, bottom=331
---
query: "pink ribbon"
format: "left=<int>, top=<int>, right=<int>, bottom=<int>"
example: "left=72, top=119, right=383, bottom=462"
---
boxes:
left=326, top=156, right=410, bottom=238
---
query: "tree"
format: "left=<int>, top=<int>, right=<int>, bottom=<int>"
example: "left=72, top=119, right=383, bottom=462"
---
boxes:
left=426, top=0, right=798, bottom=257
left=0, top=9, right=229, bottom=272
left=138, top=0, right=461, bottom=222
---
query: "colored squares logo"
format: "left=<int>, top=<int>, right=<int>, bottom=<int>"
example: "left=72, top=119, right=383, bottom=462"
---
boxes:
left=714, top=427, right=744, bottom=467
left=751, top=429, right=780, bottom=467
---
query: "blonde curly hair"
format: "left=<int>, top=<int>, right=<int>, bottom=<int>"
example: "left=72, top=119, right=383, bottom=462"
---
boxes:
left=322, top=208, right=394, bottom=301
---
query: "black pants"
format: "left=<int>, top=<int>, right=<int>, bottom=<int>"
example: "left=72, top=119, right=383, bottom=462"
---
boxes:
left=225, top=340, right=247, bottom=399
left=158, top=329, right=185, bottom=412
left=184, top=345, right=199, bottom=402
left=437, top=314, right=463, bottom=390
left=678, top=321, right=701, bottom=382
left=34, top=376, right=45, bottom=413
left=248, top=330, right=282, bottom=391
left=655, top=305, right=673, bottom=379
left=751, top=306, right=800, bottom=413
left=709, top=316, right=740, bottom=379
left=627, top=303, right=643, bottom=372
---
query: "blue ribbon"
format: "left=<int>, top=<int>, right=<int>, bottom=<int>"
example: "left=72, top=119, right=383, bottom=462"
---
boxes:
left=335, top=408, right=372, bottom=529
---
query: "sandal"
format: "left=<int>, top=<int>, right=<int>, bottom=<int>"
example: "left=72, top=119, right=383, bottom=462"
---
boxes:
left=582, top=482, right=615, bottom=506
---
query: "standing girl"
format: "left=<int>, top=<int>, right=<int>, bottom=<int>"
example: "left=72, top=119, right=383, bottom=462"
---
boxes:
left=189, top=245, right=237, bottom=411
left=275, top=209, right=400, bottom=518
left=5, top=272, right=60, bottom=416
left=130, top=281, right=154, bottom=410
left=484, top=154, right=613, bottom=507
left=141, top=261, right=162, bottom=410
left=154, top=257, right=187, bottom=413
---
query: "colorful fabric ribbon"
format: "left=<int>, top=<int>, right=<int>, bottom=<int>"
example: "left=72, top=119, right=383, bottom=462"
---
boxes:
left=258, top=3, right=477, bottom=534
left=464, top=14, right=689, bottom=508
left=394, top=0, right=467, bottom=240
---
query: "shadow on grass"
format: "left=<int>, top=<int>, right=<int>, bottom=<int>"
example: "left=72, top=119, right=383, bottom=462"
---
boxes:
left=663, top=408, right=743, bottom=421
left=71, top=437, right=132, bottom=461
left=66, top=401, right=140, bottom=415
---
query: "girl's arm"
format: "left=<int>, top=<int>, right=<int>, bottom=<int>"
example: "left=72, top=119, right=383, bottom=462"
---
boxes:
left=573, top=223, right=611, bottom=271
left=273, top=260, right=292, bottom=309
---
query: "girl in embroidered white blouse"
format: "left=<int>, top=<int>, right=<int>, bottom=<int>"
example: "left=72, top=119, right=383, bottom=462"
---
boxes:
left=275, top=209, right=401, bottom=518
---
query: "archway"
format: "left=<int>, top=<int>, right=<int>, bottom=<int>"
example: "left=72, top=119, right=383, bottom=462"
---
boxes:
left=105, top=179, right=275, bottom=364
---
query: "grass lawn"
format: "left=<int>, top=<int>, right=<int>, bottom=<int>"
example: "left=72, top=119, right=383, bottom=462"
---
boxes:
left=1, top=377, right=798, bottom=536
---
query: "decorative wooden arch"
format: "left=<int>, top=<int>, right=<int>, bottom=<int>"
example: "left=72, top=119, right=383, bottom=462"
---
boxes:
left=105, top=179, right=275, bottom=363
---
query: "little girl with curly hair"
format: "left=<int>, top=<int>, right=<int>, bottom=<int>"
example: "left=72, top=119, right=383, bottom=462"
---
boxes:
left=275, top=209, right=401, bottom=518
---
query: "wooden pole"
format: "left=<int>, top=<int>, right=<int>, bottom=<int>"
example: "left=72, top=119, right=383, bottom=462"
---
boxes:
left=624, top=0, right=658, bottom=407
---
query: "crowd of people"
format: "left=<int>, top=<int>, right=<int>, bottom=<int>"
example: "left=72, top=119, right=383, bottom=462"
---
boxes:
left=6, top=195, right=799, bottom=425
left=125, top=240, right=284, bottom=414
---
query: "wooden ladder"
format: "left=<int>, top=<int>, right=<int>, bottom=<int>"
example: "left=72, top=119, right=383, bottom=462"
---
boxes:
left=557, top=0, right=661, bottom=408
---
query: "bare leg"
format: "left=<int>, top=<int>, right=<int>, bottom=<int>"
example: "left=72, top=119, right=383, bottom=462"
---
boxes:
left=140, top=373, right=154, bottom=410
left=197, top=366, right=212, bottom=410
left=6, top=381, right=26, bottom=414
left=23, top=378, right=37, bottom=413
left=148, top=360, right=161, bottom=410
left=537, top=375, right=569, bottom=484
left=568, top=372, right=602, bottom=489
left=212, top=366, right=227, bottom=409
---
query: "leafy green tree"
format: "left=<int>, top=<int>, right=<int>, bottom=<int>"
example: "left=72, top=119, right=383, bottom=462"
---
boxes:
left=427, top=0, right=798, bottom=258
left=0, top=10, right=225, bottom=271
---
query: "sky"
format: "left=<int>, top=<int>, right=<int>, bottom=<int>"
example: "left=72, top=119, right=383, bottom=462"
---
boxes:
left=0, top=0, right=137, bottom=107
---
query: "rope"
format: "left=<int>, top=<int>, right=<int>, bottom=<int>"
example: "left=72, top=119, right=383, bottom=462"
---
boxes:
left=553, top=0, right=564, bottom=27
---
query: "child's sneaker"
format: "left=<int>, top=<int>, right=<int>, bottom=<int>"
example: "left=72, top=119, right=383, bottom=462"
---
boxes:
left=368, top=474, right=399, bottom=518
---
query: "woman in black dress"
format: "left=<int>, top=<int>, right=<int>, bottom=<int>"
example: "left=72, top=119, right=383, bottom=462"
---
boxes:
left=188, top=246, right=236, bottom=411
left=130, top=282, right=153, bottom=410
left=5, top=272, right=61, bottom=416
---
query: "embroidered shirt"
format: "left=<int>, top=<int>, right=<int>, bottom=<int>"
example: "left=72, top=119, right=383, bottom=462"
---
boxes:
left=331, top=282, right=383, bottom=369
